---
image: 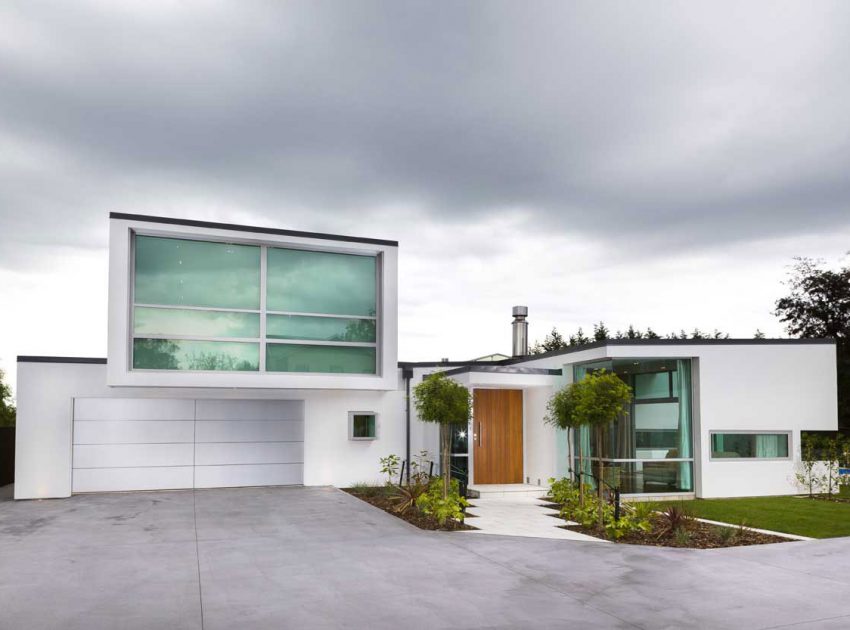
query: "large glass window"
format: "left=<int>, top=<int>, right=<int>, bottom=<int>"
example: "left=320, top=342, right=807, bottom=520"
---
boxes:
left=130, top=234, right=379, bottom=374
left=134, top=235, right=260, bottom=309
left=575, top=358, right=694, bottom=494
left=711, top=433, right=790, bottom=459
left=266, top=247, right=376, bottom=316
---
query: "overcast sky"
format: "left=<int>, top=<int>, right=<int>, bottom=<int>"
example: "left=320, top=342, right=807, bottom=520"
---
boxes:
left=2, top=1, right=850, bottom=396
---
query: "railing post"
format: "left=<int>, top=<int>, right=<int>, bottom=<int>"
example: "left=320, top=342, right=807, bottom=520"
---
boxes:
left=614, top=489, right=621, bottom=521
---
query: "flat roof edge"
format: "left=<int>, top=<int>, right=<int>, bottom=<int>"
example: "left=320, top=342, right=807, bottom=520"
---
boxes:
left=110, top=212, right=399, bottom=247
left=441, top=365, right=561, bottom=377
left=500, top=337, right=837, bottom=365
left=17, top=356, right=107, bottom=364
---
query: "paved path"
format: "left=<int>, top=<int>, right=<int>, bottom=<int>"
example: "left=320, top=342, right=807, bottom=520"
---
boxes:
left=2, top=486, right=850, bottom=629
left=465, top=493, right=604, bottom=541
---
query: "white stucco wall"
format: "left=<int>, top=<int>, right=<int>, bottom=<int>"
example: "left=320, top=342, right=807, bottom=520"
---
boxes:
left=15, top=360, right=419, bottom=499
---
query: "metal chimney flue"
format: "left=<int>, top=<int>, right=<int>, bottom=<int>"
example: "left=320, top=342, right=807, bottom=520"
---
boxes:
left=511, top=306, right=528, bottom=357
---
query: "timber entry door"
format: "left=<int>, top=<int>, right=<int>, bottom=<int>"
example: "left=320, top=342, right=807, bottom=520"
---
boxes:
left=472, top=389, right=523, bottom=484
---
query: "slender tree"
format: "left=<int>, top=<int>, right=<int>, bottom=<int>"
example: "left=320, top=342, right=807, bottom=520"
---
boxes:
left=0, top=369, right=15, bottom=428
left=413, top=373, right=471, bottom=498
left=545, top=370, right=632, bottom=526
left=544, top=384, right=585, bottom=504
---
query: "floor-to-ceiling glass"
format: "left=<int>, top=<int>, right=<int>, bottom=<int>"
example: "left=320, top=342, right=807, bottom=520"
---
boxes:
left=574, top=358, right=694, bottom=494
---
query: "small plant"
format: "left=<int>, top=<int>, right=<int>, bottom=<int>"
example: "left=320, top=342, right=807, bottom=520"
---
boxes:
left=379, top=454, right=401, bottom=485
left=350, top=482, right=390, bottom=498
left=674, top=527, right=692, bottom=546
left=416, top=477, right=469, bottom=525
left=656, top=504, right=693, bottom=539
left=796, top=435, right=825, bottom=497
left=716, top=526, right=737, bottom=545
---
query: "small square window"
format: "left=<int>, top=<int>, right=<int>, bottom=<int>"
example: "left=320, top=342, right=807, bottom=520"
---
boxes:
left=349, top=412, right=378, bottom=440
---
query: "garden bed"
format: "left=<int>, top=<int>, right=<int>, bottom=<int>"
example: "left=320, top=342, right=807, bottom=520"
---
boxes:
left=561, top=515, right=787, bottom=548
left=541, top=497, right=789, bottom=548
left=345, top=487, right=477, bottom=532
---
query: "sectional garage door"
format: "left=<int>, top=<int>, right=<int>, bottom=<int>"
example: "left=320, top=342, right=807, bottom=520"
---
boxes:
left=72, top=398, right=304, bottom=493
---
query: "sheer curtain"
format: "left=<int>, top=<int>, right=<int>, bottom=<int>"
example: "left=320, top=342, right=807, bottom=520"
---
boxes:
left=676, top=359, right=693, bottom=491
left=756, top=434, right=781, bottom=457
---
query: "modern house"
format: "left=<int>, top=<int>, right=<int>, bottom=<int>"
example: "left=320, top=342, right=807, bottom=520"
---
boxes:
left=14, top=213, right=839, bottom=500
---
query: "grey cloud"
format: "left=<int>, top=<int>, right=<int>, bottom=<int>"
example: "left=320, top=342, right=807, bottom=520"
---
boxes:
left=1, top=0, right=850, bottom=267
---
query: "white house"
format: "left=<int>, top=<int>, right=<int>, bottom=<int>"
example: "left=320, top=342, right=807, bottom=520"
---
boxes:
left=14, top=213, right=839, bottom=500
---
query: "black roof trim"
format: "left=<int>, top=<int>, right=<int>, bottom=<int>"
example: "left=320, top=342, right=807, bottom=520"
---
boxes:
left=18, top=356, right=107, bottom=364
left=441, top=365, right=561, bottom=377
left=499, top=337, right=837, bottom=365
left=110, top=212, right=399, bottom=247
left=397, top=360, right=479, bottom=368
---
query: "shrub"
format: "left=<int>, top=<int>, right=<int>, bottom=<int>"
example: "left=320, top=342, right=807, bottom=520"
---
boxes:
left=548, top=477, right=580, bottom=507
left=605, top=511, right=652, bottom=540
left=656, top=505, right=693, bottom=538
left=417, top=477, right=469, bottom=525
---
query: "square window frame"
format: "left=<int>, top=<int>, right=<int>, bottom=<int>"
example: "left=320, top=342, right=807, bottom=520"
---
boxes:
left=349, top=411, right=379, bottom=441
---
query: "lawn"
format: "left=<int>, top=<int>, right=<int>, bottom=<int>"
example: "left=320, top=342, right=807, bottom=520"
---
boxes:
left=656, top=496, right=850, bottom=539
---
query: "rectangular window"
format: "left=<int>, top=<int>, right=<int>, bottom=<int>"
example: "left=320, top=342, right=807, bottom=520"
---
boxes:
left=266, top=247, right=376, bottom=316
left=130, top=234, right=380, bottom=375
left=266, top=314, right=375, bottom=342
left=134, top=235, right=260, bottom=310
left=349, top=412, right=377, bottom=440
left=710, top=433, right=790, bottom=459
left=134, top=307, right=260, bottom=339
left=133, top=339, right=259, bottom=371
left=266, top=344, right=376, bottom=374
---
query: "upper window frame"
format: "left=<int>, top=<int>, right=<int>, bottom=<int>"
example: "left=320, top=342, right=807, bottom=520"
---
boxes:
left=127, top=229, right=383, bottom=377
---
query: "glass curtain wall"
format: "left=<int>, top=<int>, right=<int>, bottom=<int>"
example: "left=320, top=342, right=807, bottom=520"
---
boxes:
left=574, top=358, right=694, bottom=494
left=131, top=234, right=379, bottom=374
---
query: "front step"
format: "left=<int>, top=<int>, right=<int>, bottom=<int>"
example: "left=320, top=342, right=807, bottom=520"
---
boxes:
left=467, top=483, right=549, bottom=499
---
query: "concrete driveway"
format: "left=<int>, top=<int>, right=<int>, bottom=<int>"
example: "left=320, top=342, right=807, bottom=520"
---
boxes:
left=2, top=486, right=850, bottom=630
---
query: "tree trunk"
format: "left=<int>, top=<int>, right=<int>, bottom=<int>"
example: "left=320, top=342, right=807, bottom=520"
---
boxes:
left=440, top=424, right=451, bottom=499
left=596, top=425, right=604, bottom=530
left=577, top=431, right=585, bottom=507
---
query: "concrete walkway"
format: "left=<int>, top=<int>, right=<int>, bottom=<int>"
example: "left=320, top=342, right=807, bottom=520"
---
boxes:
left=3, top=486, right=850, bottom=629
left=465, top=492, right=605, bottom=542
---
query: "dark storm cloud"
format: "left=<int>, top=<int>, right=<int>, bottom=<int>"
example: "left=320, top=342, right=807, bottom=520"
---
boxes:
left=1, top=0, right=849, bottom=266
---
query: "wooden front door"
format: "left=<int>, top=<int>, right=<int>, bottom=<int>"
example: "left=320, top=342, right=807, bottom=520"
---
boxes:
left=473, top=389, right=523, bottom=484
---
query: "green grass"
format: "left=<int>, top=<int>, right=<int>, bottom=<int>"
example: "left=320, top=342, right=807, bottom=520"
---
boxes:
left=656, top=496, right=850, bottom=539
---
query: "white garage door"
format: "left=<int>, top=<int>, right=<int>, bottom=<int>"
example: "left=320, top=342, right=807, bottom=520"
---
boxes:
left=72, top=398, right=304, bottom=493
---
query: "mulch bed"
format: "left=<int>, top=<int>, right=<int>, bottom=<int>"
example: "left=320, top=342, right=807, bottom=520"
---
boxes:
left=540, top=497, right=789, bottom=548
left=344, top=488, right=477, bottom=532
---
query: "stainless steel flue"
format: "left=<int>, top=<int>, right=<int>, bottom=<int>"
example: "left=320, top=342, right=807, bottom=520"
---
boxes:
left=511, top=306, right=528, bottom=357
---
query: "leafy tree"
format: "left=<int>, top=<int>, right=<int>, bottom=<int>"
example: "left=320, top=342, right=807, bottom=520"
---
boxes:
left=775, top=256, right=850, bottom=430
left=569, top=327, right=590, bottom=346
left=593, top=322, right=610, bottom=341
left=529, top=327, right=568, bottom=354
left=0, top=369, right=15, bottom=427
left=412, top=373, right=471, bottom=499
left=544, top=384, right=585, bottom=504
left=546, top=370, right=632, bottom=526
